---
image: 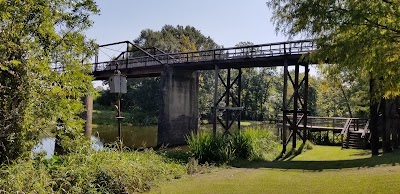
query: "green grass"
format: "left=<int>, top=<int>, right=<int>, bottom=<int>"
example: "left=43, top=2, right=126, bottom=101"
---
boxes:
left=150, top=146, right=400, bottom=194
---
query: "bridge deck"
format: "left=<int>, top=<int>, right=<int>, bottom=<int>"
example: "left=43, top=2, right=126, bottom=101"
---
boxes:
left=91, top=40, right=315, bottom=80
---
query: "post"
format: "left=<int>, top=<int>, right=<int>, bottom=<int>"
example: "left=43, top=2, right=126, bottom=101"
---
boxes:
left=94, top=53, right=99, bottom=71
left=116, top=94, right=122, bottom=141
left=84, top=96, right=93, bottom=138
left=109, top=71, right=127, bottom=143
left=238, top=68, right=242, bottom=131
left=292, top=63, right=300, bottom=149
left=282, top=58, right=288, bottom=154
left=213, top=65, right=219, bottom=135
left=226, top=68, right=231, bottom=132
left=126, top=43, right=129, bottom=69
left=303, top=63, right=309, bottom=143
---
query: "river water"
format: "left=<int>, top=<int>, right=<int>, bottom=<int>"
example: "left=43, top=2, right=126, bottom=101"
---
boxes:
left=34, top=123, right=277, bottom=158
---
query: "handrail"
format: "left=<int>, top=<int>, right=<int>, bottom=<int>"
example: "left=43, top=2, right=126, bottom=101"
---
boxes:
left=125, top=41, right=164, bottom=65
left=341, top=118, right=353, bottom=148
left=341, top=119, right=353, bottom=135
left=154, top=47, right=176, bottom=60
left=275, top=115, right=369, bottom=148
left=361, top=120, right=370, bottom=138
left=92, top=39, right=317, bottom=73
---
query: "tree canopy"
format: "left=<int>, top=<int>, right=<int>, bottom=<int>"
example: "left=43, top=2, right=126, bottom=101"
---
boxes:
left=0, top=0, right=99, bottom=162
left=267, top=0, right=400, bottom=98
left=96, top=25, right=219, bottom=124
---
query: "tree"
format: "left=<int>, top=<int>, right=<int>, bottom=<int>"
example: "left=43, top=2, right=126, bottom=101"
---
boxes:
left=135, top=25, right=219, bottom=122
left=267, top=0, right=400, bottom=154
left=0, top=0, right=99, bottom=162
left=96, top=25, right=219, bottom=123
left=267, top=0, right=400, bottom=98
left=316, top=67, right=369, bottom=118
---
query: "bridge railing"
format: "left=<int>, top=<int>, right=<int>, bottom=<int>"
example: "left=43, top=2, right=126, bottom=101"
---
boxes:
left=277, top=115, right=368, bottom=131
left=92, top=40, right=316, bottom=73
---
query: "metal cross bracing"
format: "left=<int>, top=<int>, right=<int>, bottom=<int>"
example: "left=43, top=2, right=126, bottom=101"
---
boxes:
left=212, top=67, right=243, bottom=135
left=91, top=40, right=316, bottom=79
left=84, top=39, right=317, bottom=153
left=281, top=60, right=310, bottom=154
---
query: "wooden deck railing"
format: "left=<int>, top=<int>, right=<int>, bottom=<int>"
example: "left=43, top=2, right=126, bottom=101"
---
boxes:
left=277, top=115, right=369, bottom=146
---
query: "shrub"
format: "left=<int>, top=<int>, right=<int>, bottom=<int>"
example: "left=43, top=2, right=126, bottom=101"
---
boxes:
left=187, top=128, right=279, bottom=164
left=242, top=128, right=281, bottom=161
left=186, top=131, right=225, bottom=164
left=0, top=149, right=185, bottom=193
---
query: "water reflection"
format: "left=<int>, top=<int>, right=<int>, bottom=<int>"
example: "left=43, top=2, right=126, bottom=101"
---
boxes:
left=33, top=136, right=104, bottom=158
left=93, top=125, right=158, bottom=148
left=35, top=123, right=277, bottom=158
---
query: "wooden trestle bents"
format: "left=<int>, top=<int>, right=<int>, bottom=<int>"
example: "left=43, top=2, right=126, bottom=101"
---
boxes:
left=282, top=59, right=310, bottom=154
left=212, top=66, right=243, bottom=135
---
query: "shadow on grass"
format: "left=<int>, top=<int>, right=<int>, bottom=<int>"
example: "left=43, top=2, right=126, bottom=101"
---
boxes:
left=157, top=146, right=192, bottom=163
left=349, top=150, right=371, bottom=157
left=233, top=148, right=400, bottom=171
left=277, top=143, right=307, bottom=162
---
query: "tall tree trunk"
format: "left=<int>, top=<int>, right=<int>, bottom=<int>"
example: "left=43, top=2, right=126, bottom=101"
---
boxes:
left=370, top=78, right=379, bottom=155
left=394, top=99, right=400, bottom=149
left=381, top=98, right=392, bottom=153
left=340, top=84, right=353, bottom=118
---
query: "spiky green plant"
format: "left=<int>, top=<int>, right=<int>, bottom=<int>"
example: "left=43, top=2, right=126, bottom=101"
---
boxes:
left=187, top=127, right=280, bottom=164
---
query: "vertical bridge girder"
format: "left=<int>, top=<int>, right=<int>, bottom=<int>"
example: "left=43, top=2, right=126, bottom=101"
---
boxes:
left=282, top=60, right=310, bottom=154
left=213, top=66, right=243, bottom=135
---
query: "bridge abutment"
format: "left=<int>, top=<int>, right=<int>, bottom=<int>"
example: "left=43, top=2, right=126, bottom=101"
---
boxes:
left=158, top=66, right=198, bottom=146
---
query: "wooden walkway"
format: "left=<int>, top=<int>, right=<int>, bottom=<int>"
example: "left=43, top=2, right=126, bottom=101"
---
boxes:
left=86, top=40, right=316, bottom=80
left=277, top=116, right=369, bottom=148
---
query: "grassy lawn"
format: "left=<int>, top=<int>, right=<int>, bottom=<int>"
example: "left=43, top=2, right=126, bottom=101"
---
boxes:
left=150, top=146, right=400, bottom=194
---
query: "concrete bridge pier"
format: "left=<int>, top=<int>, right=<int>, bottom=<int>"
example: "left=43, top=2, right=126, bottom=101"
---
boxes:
left=158, top=66, right=199, bottom=146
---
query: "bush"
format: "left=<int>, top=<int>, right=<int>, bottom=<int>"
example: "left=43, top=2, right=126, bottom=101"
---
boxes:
left=0, top=149, right=185, bottom=193
left=187, top=128, right=279, bottom=164
left=241, top=128, right=281, bottom=161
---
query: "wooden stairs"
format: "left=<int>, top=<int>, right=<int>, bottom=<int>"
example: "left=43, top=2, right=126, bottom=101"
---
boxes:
left=342, top=120, right=369, bottom=149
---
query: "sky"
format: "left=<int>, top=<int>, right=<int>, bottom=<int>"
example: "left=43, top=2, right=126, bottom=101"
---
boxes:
left=86, top=0, right=316, bottom=87
left=86, top=0, right=286, bottom=47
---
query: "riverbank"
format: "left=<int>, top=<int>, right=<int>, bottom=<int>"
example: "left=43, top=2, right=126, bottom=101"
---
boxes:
left=0, top=148, right=186, bottom=193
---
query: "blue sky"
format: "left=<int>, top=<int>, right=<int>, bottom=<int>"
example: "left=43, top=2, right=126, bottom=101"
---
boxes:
left=87, top=0, right=317, bottom=87
left=86, top=0, right=287, bottom=47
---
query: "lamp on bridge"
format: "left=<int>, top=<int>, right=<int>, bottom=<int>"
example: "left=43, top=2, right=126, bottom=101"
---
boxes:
left=109, top=70, right=127, bottom=143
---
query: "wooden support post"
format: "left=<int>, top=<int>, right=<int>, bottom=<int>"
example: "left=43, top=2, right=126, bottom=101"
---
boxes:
left=225, top=68, right=231, bottom=133
left=303, top=63, right=309, bottom=143
left=292, top=63, right=300, bottom=149
left=282, top=58, right=288, bottom=154
left=238, top=68, right=242, bottom=131
left=212, top=68, right=243, bottom=135
left=213, top=65, right=219, bottom=135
